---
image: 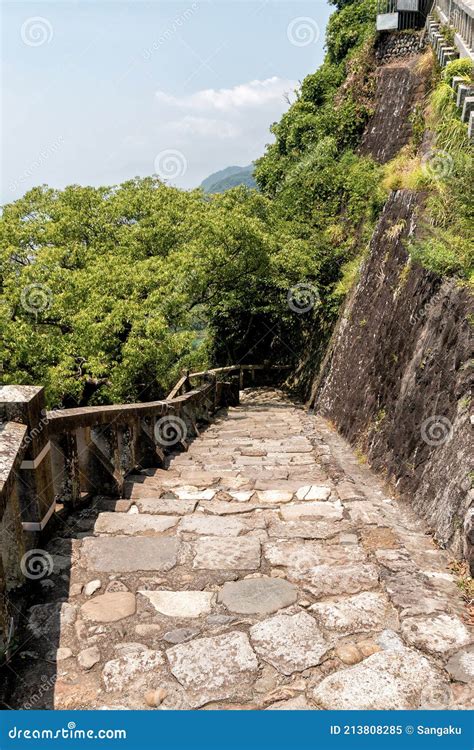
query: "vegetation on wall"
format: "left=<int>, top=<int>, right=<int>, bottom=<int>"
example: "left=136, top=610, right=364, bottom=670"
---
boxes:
left=2, top=0, right=471, bottom=407
left=382, top=57, right=474, bottom=282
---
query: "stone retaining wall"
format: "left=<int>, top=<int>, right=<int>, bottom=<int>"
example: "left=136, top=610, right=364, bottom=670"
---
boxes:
left=376, top=31, right=425, bottom=63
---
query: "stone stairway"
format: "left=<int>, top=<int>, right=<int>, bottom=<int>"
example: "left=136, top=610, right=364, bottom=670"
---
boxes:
left=7, top=389, right=473, bottom=709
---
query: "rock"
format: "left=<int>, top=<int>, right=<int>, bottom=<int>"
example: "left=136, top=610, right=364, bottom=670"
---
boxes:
left=82, top=536, right=179, bottom=573
left=295, top=485, right=331, bottom=501
left=139, top=590, right=214, bottom=618
left=254, top=664, right=280, bottom=694
left=81, top=592, right=136, bottom=623
left=294, top=563, right=378, bottom=598
left=281, top=501, right=343, bottom=521
left=335, top=644, right=362, bottom=665
left=163, top=627, right=200, bottom=644
left=84, top=580, right=101, bottom=597
left=69, top=583, right=83, bottom=597
left=376, top=629, right=406, bottom=652
left=135, top=498, right=198, bottom=515
left=383, top=573, right=448, bottom=616
left=94, top=513, right=178, bottom=535
left=256, top=490, right=293, bottom=504
left=312, top=650, right=448, bottom=710
left=446, top=646, right=474, bottom=684
left=144, top=688, right=168, bottom=707
left=249, top=612, right=330, bottom=675
left=265, top=695, right=313, bottom=710
left=400, top=613, right=472, bottom=656
left=106, top=580, right=129, bottom=593
left=192, top=536, right=261, bottom=570
left=179, top=515, right=246, bottom=537
left=174, top=488, right=216, bottom=501
left=357, top=639, right=382, bottom=658
left=206, top=614, right=235, bottom=626
left=102, top=645, right=165, bottom=692
left=310, top=592, right=397, bottom=634
left=135, top=624, right=163, bottom=638
left=229, top=491, right=255, bottom=502
left=218, top=577, right=297, bottom=616
left=166, top=632, right=259, bottom=707
left=339, top=533, right=359, bottom=545
left=264, top=540, right=363, bottom=571
left=56, top=647, right=73, bottom=661
left=78, top=646, right=101, bottom=670
left=198, top=502, right=261, bottom=515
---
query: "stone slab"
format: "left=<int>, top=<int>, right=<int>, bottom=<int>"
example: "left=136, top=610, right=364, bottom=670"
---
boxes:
left=312, top=650, right=448, bottom=710
left=166, top=632, right=259, bottom=707
left=400, top=614, right=472, bottom=656
left=179, top=515, right=246, bottom=536
left=295, top=485, right=331, bottom=501
left=139, top=590, right=215, bottom=618
left=192, top=537, right=261, bottom=570
left=81, top=592, right=136, bottom=623
left=94, top=513, right=178, bottom=535
left=264, top=540, right=364, bottom=571
left=198, top=501, right=261, bottom=515
left=135, top=497, right=198, bottom=515
left=250, top=612, right=330, bottom=675
left=82, top=536, right=179, bottom=573
left=311, top=592, right=396, bottom=635
left=446, top=646, right=474, bottom=684
left=174, top=488, right=216, bottom=501
left=294, top=563, right=379, bottom=598
left=102, top=645, right=165, bottom=692
left=256, top=490, right=294, bottom=504
left=218, top=577, right=297, bottom=616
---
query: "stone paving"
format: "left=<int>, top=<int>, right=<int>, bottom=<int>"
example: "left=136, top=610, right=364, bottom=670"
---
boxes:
left=10, top=389, right=473, bottom=709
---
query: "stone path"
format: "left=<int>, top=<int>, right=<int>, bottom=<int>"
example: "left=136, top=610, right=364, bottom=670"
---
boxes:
left=9, top=389, right=473, bottom=709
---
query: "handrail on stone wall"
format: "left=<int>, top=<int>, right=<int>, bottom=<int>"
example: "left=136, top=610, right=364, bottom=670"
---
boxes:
left=0, top=363, right=289, bottom=655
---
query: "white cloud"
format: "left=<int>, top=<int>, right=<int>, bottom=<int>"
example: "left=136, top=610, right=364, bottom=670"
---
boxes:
left=156, top=76, right=296, bottom=113
left=171, top=116, right=240, bottom=139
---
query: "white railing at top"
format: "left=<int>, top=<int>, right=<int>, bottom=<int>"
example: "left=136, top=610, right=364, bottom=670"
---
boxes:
left=435, top=0, right=474, bottom=55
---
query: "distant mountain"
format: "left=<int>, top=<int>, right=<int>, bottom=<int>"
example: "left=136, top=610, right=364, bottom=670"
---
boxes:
left=200, top=164, right=257, bottom=194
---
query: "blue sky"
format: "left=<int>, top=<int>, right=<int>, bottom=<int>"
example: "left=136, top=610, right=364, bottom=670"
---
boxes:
left=2, top=0, right=332, bottom=203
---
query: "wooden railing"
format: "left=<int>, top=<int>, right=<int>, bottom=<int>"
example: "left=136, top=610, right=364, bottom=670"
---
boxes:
left=0, top=363, right=289, bottom=657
